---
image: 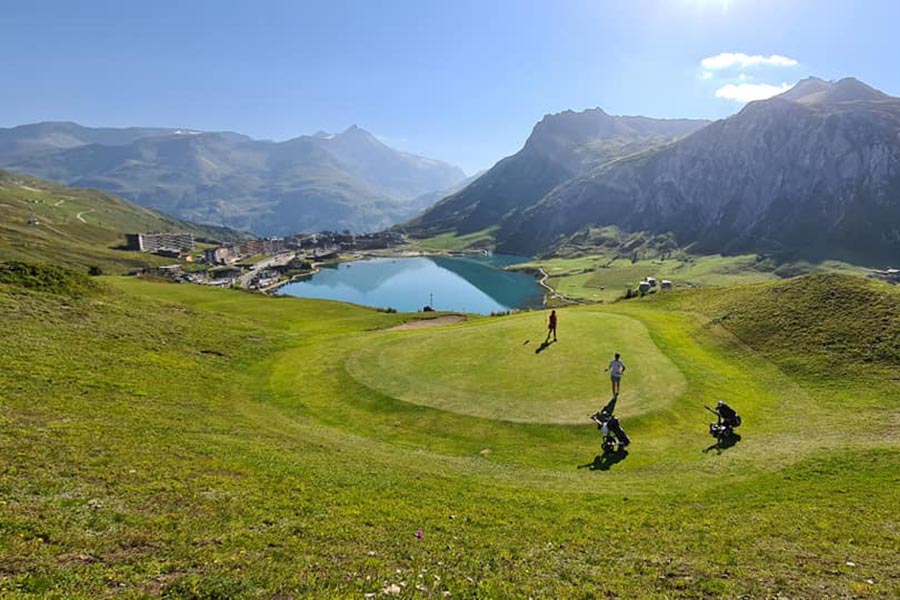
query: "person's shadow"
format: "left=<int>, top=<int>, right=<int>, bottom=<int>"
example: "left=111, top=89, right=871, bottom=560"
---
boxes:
left=703, top=433, right=742, bottom=454
left=601, top=395, right=618, bottom=414
left=577, top=449, right=629, bottom=471
left=535, top=339, right=556, bottom=354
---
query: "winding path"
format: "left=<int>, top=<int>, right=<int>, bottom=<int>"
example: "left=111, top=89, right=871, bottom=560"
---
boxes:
left=75, top=209, right=93, bottom=223
left=537, top=267, right=581, bottom=305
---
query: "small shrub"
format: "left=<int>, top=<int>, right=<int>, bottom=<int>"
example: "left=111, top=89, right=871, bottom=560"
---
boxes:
left=161, top=574, right=249, bottom=600
left=0, top=261, right=98, bottom=297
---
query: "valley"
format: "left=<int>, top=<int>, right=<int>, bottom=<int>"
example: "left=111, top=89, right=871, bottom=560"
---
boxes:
left=3, top=14, right=900, bottom=594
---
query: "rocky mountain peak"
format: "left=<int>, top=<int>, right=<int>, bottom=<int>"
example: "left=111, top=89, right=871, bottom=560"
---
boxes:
left=339, top=124, right=374, bottom=139
left=526, top=108, right=619, bottom=151
left=778, top=76, right=891, bottom=105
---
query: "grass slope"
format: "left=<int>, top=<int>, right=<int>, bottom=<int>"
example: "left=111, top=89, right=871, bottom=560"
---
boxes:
left=407, top=228, right=498, bottom=252
left=0, top=269, right=898, bottom=598
left=0, top=170, right=241, bottom=274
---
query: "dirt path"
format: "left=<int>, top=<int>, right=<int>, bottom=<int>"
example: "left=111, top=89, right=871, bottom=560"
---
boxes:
left=76, top=209, right=93, bottom=223
left=537, top=267, right=582, bottom=305
left=54, top=199, right=65, bottom=207
left=387, top=315, right=467, bottom=331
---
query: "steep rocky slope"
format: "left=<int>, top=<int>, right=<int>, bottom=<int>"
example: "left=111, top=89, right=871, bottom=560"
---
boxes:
left=497, top=77, right=900, bottom=262
left=405, top=109, right=709, bottom=235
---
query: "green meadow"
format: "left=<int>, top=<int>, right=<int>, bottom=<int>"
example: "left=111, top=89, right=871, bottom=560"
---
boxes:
left=409, top=228, right=499, bottom=252
left=1, top=264, right=897, bottom=598
left=517, top=254, right=869, bottom=303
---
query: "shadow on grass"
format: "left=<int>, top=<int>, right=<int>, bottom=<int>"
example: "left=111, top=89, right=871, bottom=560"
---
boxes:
left=535, top=339, right=557, bottom=355
left=703, top=433, right=742, bottom=455
left=601, top=395, right=618, bottom=415
left=578, top=449, right=629, bottom=471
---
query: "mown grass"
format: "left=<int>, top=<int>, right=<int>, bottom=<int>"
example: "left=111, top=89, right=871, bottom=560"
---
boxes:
left=0, top=270, right=898, bottom=598
left=346, top=310, right=685, bottom=423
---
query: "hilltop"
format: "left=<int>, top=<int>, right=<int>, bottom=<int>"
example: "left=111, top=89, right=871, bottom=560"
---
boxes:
left=663, top=273, right=900, bottom=375
left=0, top=170, right=243, bottom=273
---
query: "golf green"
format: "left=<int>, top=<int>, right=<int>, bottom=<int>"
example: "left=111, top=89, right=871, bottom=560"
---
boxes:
left=346, top=310, right=687, bottom=423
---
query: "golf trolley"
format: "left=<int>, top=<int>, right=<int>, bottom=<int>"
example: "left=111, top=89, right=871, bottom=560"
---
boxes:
left=705, top=401, right=741, bottom=440
left=591, top=410, right=630, bottom=453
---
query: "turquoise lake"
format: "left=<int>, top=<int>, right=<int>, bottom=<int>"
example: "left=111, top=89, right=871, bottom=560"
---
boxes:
left=277, top=255, right=545, bottom=314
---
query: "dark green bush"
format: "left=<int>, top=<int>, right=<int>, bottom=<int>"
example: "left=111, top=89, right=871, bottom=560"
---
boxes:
left=0, top=262, right=99, bottom=296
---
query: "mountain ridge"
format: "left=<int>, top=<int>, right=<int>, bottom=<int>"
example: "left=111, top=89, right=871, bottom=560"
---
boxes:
left=0, top=122, right=466, bottom=235
left=494, top=76, right=900, bottom=262
left=404, top=109, right=710, bottom=236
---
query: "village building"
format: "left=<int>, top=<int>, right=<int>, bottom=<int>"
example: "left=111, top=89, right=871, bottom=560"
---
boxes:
left=125, top=232, right=194, bottom=254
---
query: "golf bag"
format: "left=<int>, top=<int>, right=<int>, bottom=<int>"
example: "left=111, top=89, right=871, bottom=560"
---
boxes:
left=591, top=410, right=630, bottom=452
left=706, top=401, right=741, bottom=439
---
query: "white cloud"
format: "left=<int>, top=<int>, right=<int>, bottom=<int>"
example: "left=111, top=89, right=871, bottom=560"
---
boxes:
left=715, top=82, right=792, bottom=102
left=699, top=70, right=714, bottom=80
left=701, top=53, right=798, bottom=71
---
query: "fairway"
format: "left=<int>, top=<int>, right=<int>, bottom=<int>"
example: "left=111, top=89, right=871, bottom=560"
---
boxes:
left=347, top=311, right=687, bottom=423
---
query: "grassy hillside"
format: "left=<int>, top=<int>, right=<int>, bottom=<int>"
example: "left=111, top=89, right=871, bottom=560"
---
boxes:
left=0, top=170, right=242, bottom=274
left=659, top=273, right=900, bottom=377
left=409, top=227, right=498, bottom=252
left=522, top=252, right=869, bottom=303
left=0, top=269, right=897, bottom=597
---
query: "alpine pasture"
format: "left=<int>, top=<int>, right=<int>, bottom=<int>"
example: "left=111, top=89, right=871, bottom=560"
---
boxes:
left=0, top=268, right=897, bottom=598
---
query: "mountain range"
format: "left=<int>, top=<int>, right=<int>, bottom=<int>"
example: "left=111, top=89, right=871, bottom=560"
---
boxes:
left=0, top=122, right=466, bottom=236
left=409, top=76, right=900, bottom=264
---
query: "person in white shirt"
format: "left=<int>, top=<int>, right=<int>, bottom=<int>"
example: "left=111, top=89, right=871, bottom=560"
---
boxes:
left=605, top=353, right=626, bottom=397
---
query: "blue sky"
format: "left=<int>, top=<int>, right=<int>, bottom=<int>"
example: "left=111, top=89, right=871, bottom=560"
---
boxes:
left=2, top=0, right=898, bottom=173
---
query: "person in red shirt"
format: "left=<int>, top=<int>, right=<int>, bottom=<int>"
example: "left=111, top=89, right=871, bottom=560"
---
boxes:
left=546, top=309, right=558, bottom=342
